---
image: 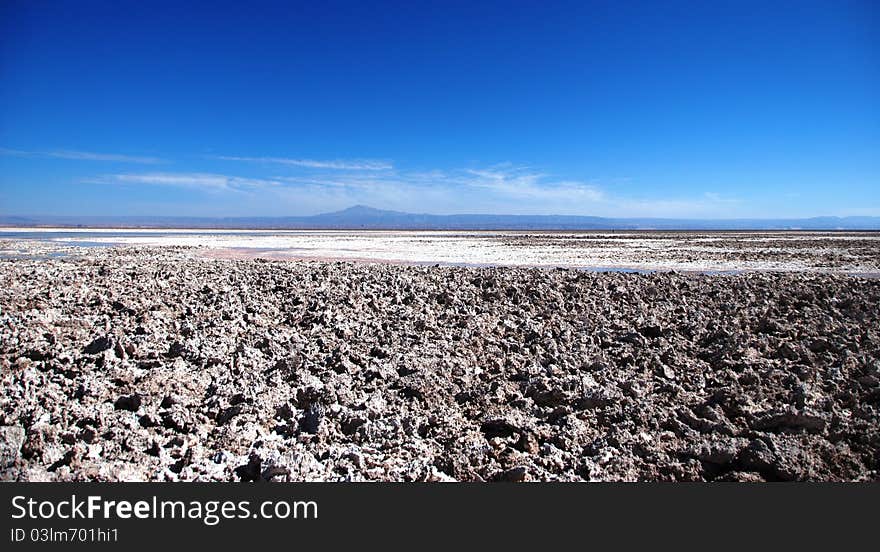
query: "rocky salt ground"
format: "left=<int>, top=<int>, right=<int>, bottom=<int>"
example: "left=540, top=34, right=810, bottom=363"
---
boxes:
left=0, top=246, right=879, bottom=481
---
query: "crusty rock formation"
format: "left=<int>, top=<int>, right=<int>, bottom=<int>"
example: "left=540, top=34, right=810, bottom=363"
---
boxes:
left=1, top=247, right=878, bottom=481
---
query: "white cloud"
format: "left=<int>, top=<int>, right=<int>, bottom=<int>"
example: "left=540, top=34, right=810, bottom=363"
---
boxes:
left=611, top=193, right=743, bottom=218
left=77, top=159, right=745, bottom=218
left=211, top=155, right=393, bottom=170
left=266, top=169, right=743, bottom=218
left=835, top=207, right=880, bottom=217
left=461, top=166, right=604, bottom=202
left=267, top=165, right=607, bottom=215
left=1, top=147, right=163, bottom=164
left=89, top=173, right=281, bottom=192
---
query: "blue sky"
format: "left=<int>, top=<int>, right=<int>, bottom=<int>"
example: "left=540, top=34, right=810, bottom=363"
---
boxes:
left=1, top=0, right=877, bottom=218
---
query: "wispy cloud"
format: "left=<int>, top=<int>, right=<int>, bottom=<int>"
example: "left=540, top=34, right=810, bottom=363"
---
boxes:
left=835, top=207, right=880, bottom=217
left=77, top=160, right=743, bottom=217
left=266, top=169, right=745, bottom=217
left=268, top=164, right=607, bottom=214
left=462, top=165, right=604, bottom=202
left=613, top=192, right=743, bottom=218
left=211, top=155, right=393, bottom=170
left=87, top=172, right=281, bottom=192
left=1, top=147, right=164, bottom=164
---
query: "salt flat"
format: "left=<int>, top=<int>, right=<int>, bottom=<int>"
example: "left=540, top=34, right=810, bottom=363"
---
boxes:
left=2, top=229, right=879, bottom=273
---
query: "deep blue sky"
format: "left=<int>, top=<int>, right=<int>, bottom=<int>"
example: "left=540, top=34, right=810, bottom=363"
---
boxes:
left=1, top=0, right=877, bottom=218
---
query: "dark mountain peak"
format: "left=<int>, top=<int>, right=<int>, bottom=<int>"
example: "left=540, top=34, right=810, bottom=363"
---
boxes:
left=331, top=205, right=398, bottom=216
left=340, top=204, right=378, bottom=213
left=321, top=205, right=414, bottom=220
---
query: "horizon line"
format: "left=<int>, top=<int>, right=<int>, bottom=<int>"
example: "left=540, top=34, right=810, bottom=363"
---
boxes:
left=1, top=204, right=880, bottom=223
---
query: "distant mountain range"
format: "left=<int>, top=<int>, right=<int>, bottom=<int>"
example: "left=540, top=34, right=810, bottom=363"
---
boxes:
left=2, top=205, right=880, bottom=230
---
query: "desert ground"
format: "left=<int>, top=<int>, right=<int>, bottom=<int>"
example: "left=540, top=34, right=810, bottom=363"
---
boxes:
left=0, top=231, right=878, bottom=481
